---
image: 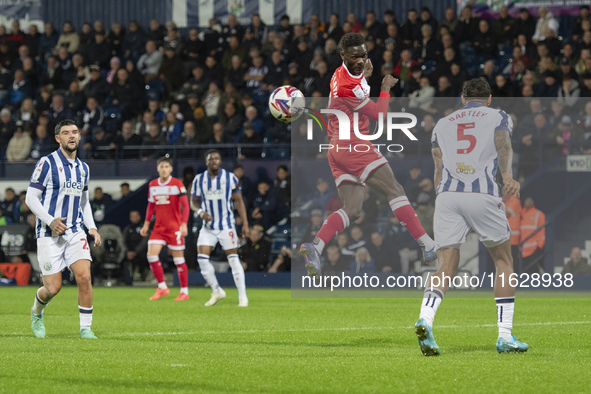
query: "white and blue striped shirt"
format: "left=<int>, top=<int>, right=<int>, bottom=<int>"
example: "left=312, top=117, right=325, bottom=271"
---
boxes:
left=28, top=149, right=90, bottom=238
left=191, top=169, right=240, bottom=230
left=432, top=102, right=512, bottom=197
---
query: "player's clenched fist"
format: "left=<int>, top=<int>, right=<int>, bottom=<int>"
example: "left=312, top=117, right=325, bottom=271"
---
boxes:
left=502, top=175, right=520, bottom=199
left=381, top=75, right=399, bottom=91
left=50, top=217, right=68, bottom=235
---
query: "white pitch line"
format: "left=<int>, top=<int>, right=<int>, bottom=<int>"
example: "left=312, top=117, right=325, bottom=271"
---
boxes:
left=106, top=321, right=591, bottom=338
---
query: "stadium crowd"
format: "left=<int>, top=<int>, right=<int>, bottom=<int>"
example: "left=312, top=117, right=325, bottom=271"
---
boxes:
left=1, top=5, right=591, bottom=281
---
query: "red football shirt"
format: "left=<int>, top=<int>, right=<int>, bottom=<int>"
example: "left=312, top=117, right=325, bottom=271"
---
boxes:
left=327, top=64, right=390, bottom=144
left=148, top=176, right=187, bottom=231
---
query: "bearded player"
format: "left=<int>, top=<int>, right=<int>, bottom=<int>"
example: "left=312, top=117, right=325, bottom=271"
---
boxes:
left=300, top=33, right=437, bottom=276
left=140, top=155, right=191, bottom=301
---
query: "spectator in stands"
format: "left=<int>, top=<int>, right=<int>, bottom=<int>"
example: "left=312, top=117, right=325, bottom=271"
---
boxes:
left=342, top=225, right=367, bottom=260
left=85, top=127, right=112, bottom=160
left=119, top=183, right=131, bottom=200
left=350, top=247, right=375, bottom=274
left=557, top=74, right=580, bottom=109
left=409, top=76, right=435, bottom=111
left=250, top=181, right=280, bottom=229
left=401, top=9, right=420, bottom=47
left=517, top=113, right=549, bottom=178
left=159, top=44, right=183, bottom=98
left=81, top=96, right=104, bottom=137
left=239, top=224, right=271, bottom=271
left=137, top=40, right=163, bottom=82
left=415, top=24, right=438, bottom=63
left=106, top=56, right=121, bottom=84
left=122, top=20, right=145, bottom=61
left=47, top=94, right=72, bottom=128
left=492, top=74, right=516, bottom=97
left=367, top=231, right=396, bottom=272
left=90, top=187, right=113, bottom=226
left=473, top=20, right=496, bottom=59
left=10, top=69, right=32, bottom=107
left=40, top=55, right=62, bottom=90
left=140, top=123, right=166, bottom=160
left=110, top=120, right=142, bottom=159
left=86, top=31, right=111, bottom=69
left=302, top=209, right=323, bottom=243
left=105, top=22, right=124, bottom=58
left=6, top=124, right=32, bottom=162
left=323, top=13, right=343, bottom=43
left=219, top=102, right=243, bottom=139
left=64, top=80, right=85, bottom=113
left=77, top=22, right=94, bottom=56
left=492, top=6, right=515, bottom=48
left=322, top=244, right=348, bottom=275
left=37, top=22, right=58, bottom=61
left=123, top=210, right=149, bottom=281
left=273, top=165, right=291, bottom=204
left=532, top=7, right=558, bottom=44
left=1, top=188, right=19, bottom=223
left=112, top=68, right=142, bottom=121
left=515, top=8, right=536, bottom=43
left=54, top=21, right=80, bottom=54
left=548, top=115, right=582, bottom=155
left=268, top=245, right=291, bottom=273
left=203, top=81, right=221, bottom=120
left=385, top=214, right=418, bottom=274
left=83, top=65, right=110, bottom=103
left=244, top=56, right=268, bottom=93
left=394, top=49, right=417, bottom=84
left=182, top=28, right=205, bottom=68
left=29, top=124, right=56, bottom=161
left=573, top=5, right=590, bottom=42
left=562, top=247, right=591, bottom=275
left=161, top=111, right=183, bottom=145
left=455, top=5, right=479, bottom=48
left=519, top=197, right=545, bottom=274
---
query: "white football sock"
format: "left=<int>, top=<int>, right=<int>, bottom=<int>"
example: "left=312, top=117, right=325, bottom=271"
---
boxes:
left=419, top=288, right=444, bottom=327
left=496, top=297, right=515, bottom=341
left=79, top=305, right=93, bottom=330
left=197, top=254, right=221, bottom=292
left=32, top=288, right=49, bottom=316
left=227, top=254, right=247, bottom=300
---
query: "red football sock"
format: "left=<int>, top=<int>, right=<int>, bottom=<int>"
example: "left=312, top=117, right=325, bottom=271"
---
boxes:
left=390, top=196, right=427, bottom=240
left=173, top=257, right=188, bottom=289
left=313, top=209, right=349, bottom=254
left=148, top=256, right=166, bottom=284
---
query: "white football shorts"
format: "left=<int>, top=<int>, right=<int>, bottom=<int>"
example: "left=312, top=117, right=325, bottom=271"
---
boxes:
left=37, top=231, right=93, bottom=276
left=197, top=227, right=239, bottom=250
left=434, top=192, right=511, bottom=249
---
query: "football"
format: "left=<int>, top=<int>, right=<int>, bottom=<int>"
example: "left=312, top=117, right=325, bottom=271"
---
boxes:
left=268, top=85, right=305, bottom=122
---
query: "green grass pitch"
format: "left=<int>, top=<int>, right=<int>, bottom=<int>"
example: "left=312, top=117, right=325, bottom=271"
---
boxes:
left=1, top=287, right=590, bottom=393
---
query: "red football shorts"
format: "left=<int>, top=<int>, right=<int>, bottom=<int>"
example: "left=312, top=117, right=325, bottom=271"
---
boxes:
left=148, top=226, right=185, bottom=250
left=327, top=142, right=388, bottom=187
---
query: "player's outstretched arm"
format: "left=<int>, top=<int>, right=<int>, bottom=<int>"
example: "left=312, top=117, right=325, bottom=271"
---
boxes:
left=432, top=145, right=443, bottom=189
left=357, top=75, right=398, bottom=121
left=494, top=129, right=520, bottom=198
left=232, top=192, right=250, bottom=238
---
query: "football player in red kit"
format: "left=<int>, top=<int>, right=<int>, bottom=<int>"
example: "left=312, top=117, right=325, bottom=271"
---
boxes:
left=300, top=33, right=437, bottom=277
left=141, top=156, right=191, bottom=300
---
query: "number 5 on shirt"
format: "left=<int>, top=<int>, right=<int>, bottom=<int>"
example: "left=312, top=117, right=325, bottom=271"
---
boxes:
left=457, top=122, right=476, bottom=154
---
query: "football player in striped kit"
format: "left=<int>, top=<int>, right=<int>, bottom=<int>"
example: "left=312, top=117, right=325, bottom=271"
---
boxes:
left=27, top=119, right=102, bottom=339
left=191, top=149, right=250, bottom=307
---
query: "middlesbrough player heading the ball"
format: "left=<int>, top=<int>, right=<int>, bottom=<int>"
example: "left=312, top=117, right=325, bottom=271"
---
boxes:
left=300, top=33, right=438, bottom=277
left=141, top=156, right=191, bottom=301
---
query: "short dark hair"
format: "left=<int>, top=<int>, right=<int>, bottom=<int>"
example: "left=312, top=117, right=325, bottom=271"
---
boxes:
left=277, top=165, right=288, bottom=172
left=462, top=78, right=491, bottom=100
left=54, top=119, right=77, bottom=135
left=157, top=155, right=173, bottom=166
left=120, top=182, right=130, bottom=188
left=339, top=33, right=365, bottom=53
left=204, top=149, right=221, bottom=160
left=233, top=163, right=243, bottom=170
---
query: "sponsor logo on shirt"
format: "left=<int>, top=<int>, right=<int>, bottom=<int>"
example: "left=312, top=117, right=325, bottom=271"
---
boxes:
left=456, top=162, right=475, bottom=174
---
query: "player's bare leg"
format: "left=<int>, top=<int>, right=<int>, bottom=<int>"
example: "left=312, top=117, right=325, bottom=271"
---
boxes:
left=300, top=182, right=365, bottom=277
left=365, top=165, right=437, bottom=263
left=31, top=273, right=62, bottom=338
left=171, top=249, right=189, bottom=301
left=488, top=240, right=528, bottom=352
left=225, top=248, right=248, bottom=307
left=147, top=243, right=170, bottom=300
left=415, top=247, right=459, bottom=356
left=198, top=245, right=226, bottom=306
left=70, top=259, right=96, bottom=338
